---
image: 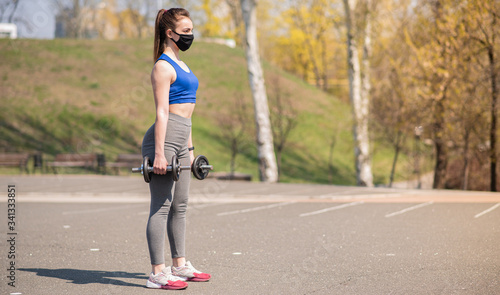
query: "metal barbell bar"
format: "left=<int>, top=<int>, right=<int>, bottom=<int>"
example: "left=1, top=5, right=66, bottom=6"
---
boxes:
left=132, top=154, right=213, bottom=183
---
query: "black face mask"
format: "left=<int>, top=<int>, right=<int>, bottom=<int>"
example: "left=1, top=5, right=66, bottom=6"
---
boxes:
left=170, top=30, right=194, bottom=51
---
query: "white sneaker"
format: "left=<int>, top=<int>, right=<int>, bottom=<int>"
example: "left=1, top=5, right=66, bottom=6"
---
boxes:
left=146, top=267, right=189, bottom=289
left=171, top=261, right=211, bottom=282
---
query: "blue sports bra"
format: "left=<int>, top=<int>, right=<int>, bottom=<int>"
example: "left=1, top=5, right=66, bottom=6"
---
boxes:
left=156, top=53, right=198, bottom=105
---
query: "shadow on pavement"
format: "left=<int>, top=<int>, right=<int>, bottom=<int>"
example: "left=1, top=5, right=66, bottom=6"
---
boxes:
left=20, top=268, right=148, bottom=288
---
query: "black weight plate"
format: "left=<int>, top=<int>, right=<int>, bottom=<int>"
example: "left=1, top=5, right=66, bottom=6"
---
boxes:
left=193, top=155, right=209, bottom=180
left=172, top=155, right=180, bottom=181
left=143, top=156, right=151, bottom=183
left=192, top=155, right=201, bottom=179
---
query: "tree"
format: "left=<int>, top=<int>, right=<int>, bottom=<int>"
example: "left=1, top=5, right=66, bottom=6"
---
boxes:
left=215, top=93, right=252, bottom=177
left=370, top=0, right=421, bottom=187
left=6, top=0, right=19, bottom=23
left=447, top=70, right=487, bottom=190
left=54, top=0, right=101, bottom=38
left=225, top=0, right=245, bottom=45
left=404, top=0, right=467, bottom=189
left=118, top=8, right=148, bottom=38
left=463, top=0, right=500, bottom=191
left=343, top=0, right=374, bottom=186
left=240, top=0, right=278, bottom=182
left=268, top=0, right=340, bottom=91
left=268, top=75, right=298, bottom=181
left=289, top=0, right=334, bottom=90
left=123, top=0, right=152, bottom=38
left=372, top=64, right=411, bottom=187
left=93, top=2, right=120, bottom=40
left=54, top=0, right=83, bottom=38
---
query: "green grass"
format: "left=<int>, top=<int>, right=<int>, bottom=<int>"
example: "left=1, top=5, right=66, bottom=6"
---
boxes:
left=0, top=38, right=414, bottom=185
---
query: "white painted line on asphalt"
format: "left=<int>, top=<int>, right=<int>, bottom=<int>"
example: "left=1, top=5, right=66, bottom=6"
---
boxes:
left=217, top=201, right=297, bottom=216
left=299, top=201, right=364, bottom=217
left=385, top=201, right=434, bottom=218
left=474, top=203, right=500, bottom=218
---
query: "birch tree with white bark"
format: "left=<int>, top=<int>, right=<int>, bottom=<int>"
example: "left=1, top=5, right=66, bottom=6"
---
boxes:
left=343, top=0, right=374, bottom=186
left=240, top=0, right=278, bottom=182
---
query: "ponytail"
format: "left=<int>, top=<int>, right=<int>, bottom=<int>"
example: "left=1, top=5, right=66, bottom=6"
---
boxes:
left=153, top=8, right=191, bottom=63
left=153, top=9, right=167, bottom=63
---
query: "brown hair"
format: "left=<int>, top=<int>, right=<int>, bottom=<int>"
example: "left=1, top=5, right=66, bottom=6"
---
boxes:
left=154, top=8, right=191, bottom=62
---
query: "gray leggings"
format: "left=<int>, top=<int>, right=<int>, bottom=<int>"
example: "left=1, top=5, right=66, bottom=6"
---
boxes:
left=141, top=113, right=191, bottom=264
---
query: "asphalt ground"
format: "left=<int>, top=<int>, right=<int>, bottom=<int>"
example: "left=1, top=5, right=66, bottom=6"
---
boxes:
left=1, top=175, right=499, bottom=295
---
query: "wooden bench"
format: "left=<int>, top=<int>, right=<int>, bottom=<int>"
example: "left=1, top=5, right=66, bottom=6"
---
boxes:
left=0, top=153, right=30, bottom=173
left=46, top=153, right=98, bottom=173
left=106, top=154, right=143, bottom=174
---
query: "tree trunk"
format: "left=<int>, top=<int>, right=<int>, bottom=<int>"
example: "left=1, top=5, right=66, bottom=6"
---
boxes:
left=328, top=134, right=336, bottom=184
left=276, top=148, right=282, bottom=182
left=433, top=99, right=448, bottom=189
left=71, top=0, right=81, bottom=38
left=360, top=3, right=374, bottom=186
left=488, top=44, right=498, bottom=191
left=230, top=138, right=237, bottom=177
left=240, top=0, right=278, bottom=182
left=389, top=131, right=402, bottom=188
left=343, top=0, right=374, bottom=187
left=462, top=128, right=470, bottom=190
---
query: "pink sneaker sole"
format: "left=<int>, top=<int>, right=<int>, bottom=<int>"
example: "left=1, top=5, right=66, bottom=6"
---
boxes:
left=186, top=273, right=211, bottom=282
left=146, top=279, right=188, bottom=290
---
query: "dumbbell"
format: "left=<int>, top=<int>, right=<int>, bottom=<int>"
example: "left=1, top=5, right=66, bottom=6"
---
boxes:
left=132, top=154, right=213, bottom=183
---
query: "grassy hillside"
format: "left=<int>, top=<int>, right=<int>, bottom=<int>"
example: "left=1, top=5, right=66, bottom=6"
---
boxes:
left=0, top=38, right=412, bottom=184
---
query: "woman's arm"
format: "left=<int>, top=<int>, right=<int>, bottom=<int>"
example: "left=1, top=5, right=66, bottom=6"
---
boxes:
left=151, top=61, right=175, bottom=175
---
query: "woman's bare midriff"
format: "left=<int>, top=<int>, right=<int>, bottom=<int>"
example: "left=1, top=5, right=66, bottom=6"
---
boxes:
left=169, top=103, right=196, bottom=118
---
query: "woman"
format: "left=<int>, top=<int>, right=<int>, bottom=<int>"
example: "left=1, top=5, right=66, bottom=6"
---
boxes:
left=142, top=8, right=211, bottom=290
